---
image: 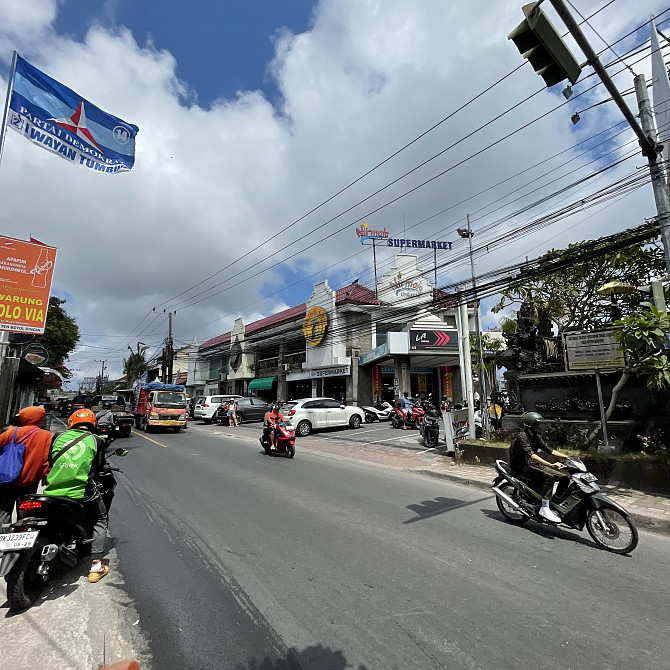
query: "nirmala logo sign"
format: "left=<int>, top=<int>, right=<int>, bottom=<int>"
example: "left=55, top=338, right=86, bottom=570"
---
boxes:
left=355, top=222, right=389, bottom=242
left=389, top=272, right=422, bottom=297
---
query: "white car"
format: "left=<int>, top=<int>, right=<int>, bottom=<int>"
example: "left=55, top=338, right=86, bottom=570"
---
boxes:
left=282, top=397, right=365, bottom=437
left=194, top=395, right=241, bottom=423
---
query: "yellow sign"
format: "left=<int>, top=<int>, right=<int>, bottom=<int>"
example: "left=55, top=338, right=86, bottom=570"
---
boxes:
left=303, top=306, right=328, bottom=347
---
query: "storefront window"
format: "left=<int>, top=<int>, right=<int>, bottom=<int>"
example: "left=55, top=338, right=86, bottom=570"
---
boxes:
left=324, top=377, right=347, bottom=402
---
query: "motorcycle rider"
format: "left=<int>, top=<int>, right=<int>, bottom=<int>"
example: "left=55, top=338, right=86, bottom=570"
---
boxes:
left=43, top=409, right=109, bottom=583
left=510, top=412, right=569, bottom=523
left=0, top=406, right=52, bottom=525
left=400, top=391, right=413, bottom=429
left=263, top=404, right=284, bottom=449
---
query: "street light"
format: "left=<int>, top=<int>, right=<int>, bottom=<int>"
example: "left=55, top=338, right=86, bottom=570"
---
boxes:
left=458, top=217, right=489, bottom=435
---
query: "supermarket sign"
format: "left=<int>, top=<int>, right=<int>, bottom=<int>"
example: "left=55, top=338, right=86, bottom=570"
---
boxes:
left=0, top=236, right=57, bottom=334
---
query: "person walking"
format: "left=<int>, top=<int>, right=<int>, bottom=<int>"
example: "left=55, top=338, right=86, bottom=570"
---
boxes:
left=227, top=398, right=238, bottom=427
left=0, top=406, right=52, bottom=525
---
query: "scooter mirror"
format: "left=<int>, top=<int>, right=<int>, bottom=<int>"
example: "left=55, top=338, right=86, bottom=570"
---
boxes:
left=114, top=448, right=129, bottom=457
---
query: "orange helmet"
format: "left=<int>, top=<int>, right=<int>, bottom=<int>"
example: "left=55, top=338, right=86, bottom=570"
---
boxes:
left=68, top=408, right=96, bottom=430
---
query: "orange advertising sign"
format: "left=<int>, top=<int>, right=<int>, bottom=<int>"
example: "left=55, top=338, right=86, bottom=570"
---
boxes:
left=0, top=236, right=57, bottom=334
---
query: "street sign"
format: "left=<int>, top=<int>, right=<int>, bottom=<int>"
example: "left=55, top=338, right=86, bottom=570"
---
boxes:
left=564, top=329, right=625, bottom=371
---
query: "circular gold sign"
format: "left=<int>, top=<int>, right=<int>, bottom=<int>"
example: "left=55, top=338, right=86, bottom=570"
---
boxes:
left=303, top=306, right=328, bottom=347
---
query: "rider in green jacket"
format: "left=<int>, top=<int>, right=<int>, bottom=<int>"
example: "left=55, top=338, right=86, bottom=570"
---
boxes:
left=44, top=409, right=109, bottom=583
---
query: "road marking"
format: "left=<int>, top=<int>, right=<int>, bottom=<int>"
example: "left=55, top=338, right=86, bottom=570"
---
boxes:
left=357, top=435, right=412, bottom=447
left=133, top=431, right=170, bottom=448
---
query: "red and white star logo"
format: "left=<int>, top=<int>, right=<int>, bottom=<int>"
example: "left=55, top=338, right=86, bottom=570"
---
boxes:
left=49, top=102, right=102, bottom=151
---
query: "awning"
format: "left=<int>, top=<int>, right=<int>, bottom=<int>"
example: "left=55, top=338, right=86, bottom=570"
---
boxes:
left=248, top=376, right=277, bottom=391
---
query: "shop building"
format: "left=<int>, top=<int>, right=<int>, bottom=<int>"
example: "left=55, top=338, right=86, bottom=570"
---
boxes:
left=189, top=253, right=474, bottom=407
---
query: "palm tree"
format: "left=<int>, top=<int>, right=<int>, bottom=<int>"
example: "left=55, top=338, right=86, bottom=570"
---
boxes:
left=123, top=342, right=149, bottom=383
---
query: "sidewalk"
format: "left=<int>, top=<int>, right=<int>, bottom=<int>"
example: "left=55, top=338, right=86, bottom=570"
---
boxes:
left=294, top=431, right=670, bottom=536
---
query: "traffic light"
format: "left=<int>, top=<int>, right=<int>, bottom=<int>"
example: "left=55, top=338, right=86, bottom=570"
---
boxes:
left=508, top=3, right=581, bottom=87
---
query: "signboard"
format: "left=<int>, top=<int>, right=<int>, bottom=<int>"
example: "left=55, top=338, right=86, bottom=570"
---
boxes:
left=23, top=343, right=49, bottom=366
left=372, top=365, right=382, bottom=399
left=309, top=366, right=350, bottom=379
left=0, top=236, right=56, bottom=333
left=410, top=329, right=456, bottom=350
left=359, top=342, right=388, bottom=366
left=564, top=330, right=625, bottom=371
left=302, top=306, right=328, bottom=347
left=442, top=366, right=453, bottom=401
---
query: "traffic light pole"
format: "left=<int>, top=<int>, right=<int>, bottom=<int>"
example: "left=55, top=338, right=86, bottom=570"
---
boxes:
left=547, top=0, right=670, bottom=277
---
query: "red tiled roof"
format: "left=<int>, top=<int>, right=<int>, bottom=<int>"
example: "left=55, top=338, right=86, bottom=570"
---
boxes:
left=199, top=331, right=231, bottom=351
left=245, top=303, right=307, bottom=335
left=199, top=282, right=382, bottom=350
left=336, top=281, right=385, bottom=305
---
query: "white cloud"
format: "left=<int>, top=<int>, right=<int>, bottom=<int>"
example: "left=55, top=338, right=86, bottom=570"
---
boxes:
left=0, top=0, right=667, bottom=383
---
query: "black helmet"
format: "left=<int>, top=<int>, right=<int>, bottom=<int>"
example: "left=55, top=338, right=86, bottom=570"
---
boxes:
left=521, top=411, right=543, bottom=428
left=272, top=404, right=279, bottom=411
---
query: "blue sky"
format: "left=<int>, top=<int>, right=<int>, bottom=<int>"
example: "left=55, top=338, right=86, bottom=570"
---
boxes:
left=52, top=0, right=316, bottom=106
left=0, top=0, right=668, bottom=383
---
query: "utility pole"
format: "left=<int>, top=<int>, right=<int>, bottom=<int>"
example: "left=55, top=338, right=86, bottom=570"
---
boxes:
left=167, top=311, right=174, bottom=383
left=458, top=216, right=489, bottom=434
left=457, top=284, right=476, bottom=440
left=95, top=359, right=106, bottom=394
left=546, top=0, right=670, bottom=275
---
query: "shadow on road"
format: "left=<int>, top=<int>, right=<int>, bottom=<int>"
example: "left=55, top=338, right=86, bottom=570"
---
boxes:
left=234, top=644, right=369, bottom=670
left=480, top=508, right=608, bottom=550
left=404, top=495, right=492, bottom=524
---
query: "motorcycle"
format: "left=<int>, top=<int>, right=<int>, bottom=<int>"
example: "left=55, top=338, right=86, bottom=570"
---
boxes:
left=0, top=444, right=128, bottom=610
left=259, top=420, right=296, bottom=458
left=361, top=400, right=393, bottom=423
left=390, top=402, right=425, bottom=429
left=492, top=457, right=639, bottom=554
left=419, top=403, right=440, bottom=448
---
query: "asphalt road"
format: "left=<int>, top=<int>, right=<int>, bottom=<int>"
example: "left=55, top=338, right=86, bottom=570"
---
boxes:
left=112, top=422, right=670, bottom=670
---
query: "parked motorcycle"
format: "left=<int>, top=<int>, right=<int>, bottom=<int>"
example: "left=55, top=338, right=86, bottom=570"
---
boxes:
left=492, top=457, right=638, bottom=554
left=0, top=445, right=128, bottom=610
left=390, top=402, right=425, bottom=429
left=419, top=403, right=440, bottom=448
left=259, top=421, right=296, bottom=458
left=361, top=400, right=393, bottom=423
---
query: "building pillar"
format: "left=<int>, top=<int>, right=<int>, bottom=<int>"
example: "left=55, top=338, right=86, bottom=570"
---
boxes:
left=393, top=355, right=411, bottom=399
left=277, top=341, right=287, bottom=403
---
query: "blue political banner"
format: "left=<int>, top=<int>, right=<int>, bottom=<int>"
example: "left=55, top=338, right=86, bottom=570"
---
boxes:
left=7, top=55, right=138, bottom=174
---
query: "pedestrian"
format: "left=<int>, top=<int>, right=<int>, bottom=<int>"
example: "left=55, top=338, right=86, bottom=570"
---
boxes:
left=0, top=406, right=52, bottom=525
left=43, top=409, right=109, bottom=583
left=227, top=398, right=237, bottom=427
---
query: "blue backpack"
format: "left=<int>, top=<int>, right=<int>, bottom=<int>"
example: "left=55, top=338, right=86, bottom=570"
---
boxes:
left=0, top=427, right=38, bottom=484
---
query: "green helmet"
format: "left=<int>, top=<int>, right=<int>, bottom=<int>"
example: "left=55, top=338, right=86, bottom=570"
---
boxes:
left=521, top=411, right=543, bottom=428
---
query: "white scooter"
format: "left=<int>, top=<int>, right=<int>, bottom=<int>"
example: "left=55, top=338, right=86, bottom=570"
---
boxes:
left=362, top=400, right=394, bottom=422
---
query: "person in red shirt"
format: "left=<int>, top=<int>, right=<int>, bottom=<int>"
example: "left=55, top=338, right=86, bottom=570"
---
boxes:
left=263, top=404, right=284, bottom=449
left=0, top=406, right=52, bottom=524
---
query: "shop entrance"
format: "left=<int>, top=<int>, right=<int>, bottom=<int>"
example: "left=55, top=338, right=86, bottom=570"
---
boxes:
left=323, top=376, right=347, bottom=403
left=287, top=379, right=311, bottom=401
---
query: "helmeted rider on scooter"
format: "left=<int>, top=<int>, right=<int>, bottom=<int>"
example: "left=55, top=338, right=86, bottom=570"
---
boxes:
left=43, top=409, right=109, bottom=583
left=264, top=404, right=284, bottom=449
left=510, top=411, right=569, bottom=523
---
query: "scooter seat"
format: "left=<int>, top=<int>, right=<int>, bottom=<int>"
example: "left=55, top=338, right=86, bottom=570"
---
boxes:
left=496, top=461, right=541, bottom=491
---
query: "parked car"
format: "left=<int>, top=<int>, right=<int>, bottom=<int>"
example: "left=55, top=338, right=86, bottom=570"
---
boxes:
left=188, top=396, right=205, bottom=420
left=194, top=395, right=241, bottom=424
left=216, top=397, right=269, bottom=424
left=281, top=397, right=364, bottom=437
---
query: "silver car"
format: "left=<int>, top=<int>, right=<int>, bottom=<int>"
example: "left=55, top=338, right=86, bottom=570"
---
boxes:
left=282, top=397, right=364, bottom=437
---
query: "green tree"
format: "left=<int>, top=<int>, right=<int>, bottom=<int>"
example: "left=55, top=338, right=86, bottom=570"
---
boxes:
left=123, top=343, right=149, bottom=383
left=492, top=232, right=665, bottom=334
left=585, top=307, right=670, bottom=445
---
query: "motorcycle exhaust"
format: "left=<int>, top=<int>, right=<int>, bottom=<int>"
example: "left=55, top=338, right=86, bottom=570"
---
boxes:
left=492, top=486, right=531, bottom=517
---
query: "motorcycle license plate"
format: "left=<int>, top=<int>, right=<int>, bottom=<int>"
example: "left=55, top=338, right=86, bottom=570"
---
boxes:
left=0, top=530, right=39, bottom=551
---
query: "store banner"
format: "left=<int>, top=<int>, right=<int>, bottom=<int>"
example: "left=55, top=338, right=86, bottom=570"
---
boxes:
left=373, top=365, right=382, bottom=399
left=442, top=366, right=453, bottom=401
left=0, top=236, right=57, bottom=333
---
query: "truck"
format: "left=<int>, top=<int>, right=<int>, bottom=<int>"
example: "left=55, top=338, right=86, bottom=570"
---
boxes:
left=89, top=394, right=135, bottom=438
left=132, top=382, right=188, bottom=433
